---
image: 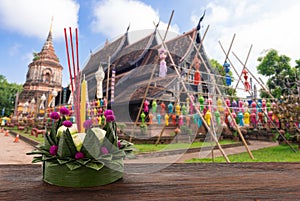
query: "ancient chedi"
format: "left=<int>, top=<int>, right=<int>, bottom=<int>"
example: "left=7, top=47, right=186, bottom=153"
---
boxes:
left=18, top=21, right=63, bottom=114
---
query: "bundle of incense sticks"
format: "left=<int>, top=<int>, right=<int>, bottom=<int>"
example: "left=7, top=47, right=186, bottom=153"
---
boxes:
left=64, top=27, right=82, bottom=132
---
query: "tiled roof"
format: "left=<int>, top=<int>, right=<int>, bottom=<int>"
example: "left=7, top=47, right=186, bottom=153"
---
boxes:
left=82, top=33, right=129, bottom=76
left=112, top=30, right=157, bottom=73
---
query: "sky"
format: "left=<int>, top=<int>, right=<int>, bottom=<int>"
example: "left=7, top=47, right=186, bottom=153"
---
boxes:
left=0, top=0, right=300, bottom=94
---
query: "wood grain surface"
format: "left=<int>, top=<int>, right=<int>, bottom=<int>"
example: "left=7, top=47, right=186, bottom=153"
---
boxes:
left=0, top=163, right=299, bottom=201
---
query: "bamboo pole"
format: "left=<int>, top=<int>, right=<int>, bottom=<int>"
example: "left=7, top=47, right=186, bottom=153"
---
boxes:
left=188, top=36, right=255, bottom=160
left=221, top=34, right=236, bottom=65
left=233, top=52, right=275, bottom=99
left=218, top=42, right=245, bottom=88
left=233, top=45, right=253, bottom=91
left=157, top=27, right=230, bottom=162
left=163, top=10, right=174, bottom=41
left=155, top=125, right=166, bottom=145
left=231, top=52, right=297, bottom=152
left=130, top=12, right=175, bottom=142
left=186, top=25, right=210, bottom=81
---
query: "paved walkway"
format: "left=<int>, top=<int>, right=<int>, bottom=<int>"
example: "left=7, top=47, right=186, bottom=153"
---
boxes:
left=0, top=129, right=278, bottom=164
left=125, top=140, right=278, bottom=163
left=0, top=129, right=35, bottom=164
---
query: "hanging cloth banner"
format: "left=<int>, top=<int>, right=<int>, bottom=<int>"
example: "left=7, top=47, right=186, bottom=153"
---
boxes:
left=111, top=68, right=116, bottom=104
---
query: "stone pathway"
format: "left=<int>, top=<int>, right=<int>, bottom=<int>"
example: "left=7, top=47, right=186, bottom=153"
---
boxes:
left=0, top=129, right=278, bottom=164
left=0, top=129, right=35, bottom=164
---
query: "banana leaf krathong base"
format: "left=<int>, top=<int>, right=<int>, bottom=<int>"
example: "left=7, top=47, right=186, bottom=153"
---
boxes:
left=43, top=160, right=124, bottom=187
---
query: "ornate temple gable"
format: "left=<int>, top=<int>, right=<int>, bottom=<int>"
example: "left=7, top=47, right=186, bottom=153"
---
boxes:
left=84, top=29, right=158, bottom=100
left=18, top=21, right=63, bottom=105
left=141, top=28, right=197, bottom=67
left=112, top=29, right=158, bottom=73
left=82, top=31, right=129, bottom=77
left=82, top=29, right=130, bottom=101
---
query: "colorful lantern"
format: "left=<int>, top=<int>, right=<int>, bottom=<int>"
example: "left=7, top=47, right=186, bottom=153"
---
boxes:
left=204, top=109, right=211, bottom=126
left=160, top=102, right=166, bottom=115
left=215, top=110, right=221, bottom=125
left=168, top=102, right=173, bottom=114
left=158, top=46, right=167, bottom=77
left=175, top=103, right=181, bottom=116
left=149, top=113, right=153, bottom=124
left=198, top=96, right=204, bottom=111
left=186, top=98, right=190, bottom=114
left=165, top=113, right=169, bottom=126
left=250, top=112, right=256, bottom=127
left=217, top=98, right=224, bottom=112
left=178, top=115, right=184, bottom=126
left=141, top=112, right=146, bottom=124
left=244, top=111, right=250, bottom=126
left=193, top=57, right=201, bottom=85
left=223, top=61, right=231, bottom=86
left=232, top=100, right=238, bottom=113
left=152, top=99, right=157, bottom=113
left=238, top=111, right=244, bottom=126
left=144, top=100, right=149, bottom=113
left=157, top=114, right=161, bottom=125
left=242, top=69, right=250, bottom=91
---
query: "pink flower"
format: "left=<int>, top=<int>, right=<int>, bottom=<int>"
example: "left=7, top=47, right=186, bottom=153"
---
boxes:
left=106, top=115, right=115, bottom=122
left=117, top=140, right=121, bottom=148
left=75, top=152, right=85, bottom=160
left=83, top=119, right=93, bottom=129
left=60, top=107, right=70, bottom=116
left=104, top=110, right=114, bottom=118
left=49, top=145, right=58, bottom=156
left=104, top=110, right=115, bottom=122
left=50, top=112, right=60, bottom=120
left=101, top=147, right=109, bottom=155
left=62, top=120, right=72, bottom=128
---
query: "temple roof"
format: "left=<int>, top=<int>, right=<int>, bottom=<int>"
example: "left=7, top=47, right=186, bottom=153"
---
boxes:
left=112, top=29, right=158, bottom=74
left=84, top=29, right=158, bottom=100
left=83, top=23, right=213, bottom=102
left=114, top=64, right=178, bottom=104
left=141, top=28, right=197, bottom=66
left=82, top=32, right=129, bottom=77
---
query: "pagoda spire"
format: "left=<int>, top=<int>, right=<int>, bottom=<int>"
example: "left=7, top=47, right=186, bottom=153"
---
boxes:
left=46, top=16, right=54, bottom=42
left=40, top=16, right=59, bottom=61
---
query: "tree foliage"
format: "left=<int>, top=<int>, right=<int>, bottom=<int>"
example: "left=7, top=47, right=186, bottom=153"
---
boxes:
left=0, top=75, right=23, bottom=116
left=256, top=49, right=298, bottom=98
left=210, top=59, right=236, bottom=97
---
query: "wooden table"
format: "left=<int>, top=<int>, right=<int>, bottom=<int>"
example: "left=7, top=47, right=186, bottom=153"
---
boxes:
left=1, top=163, right=299, bottom=200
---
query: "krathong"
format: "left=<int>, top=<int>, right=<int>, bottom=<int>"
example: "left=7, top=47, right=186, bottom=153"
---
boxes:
left=27, top=108, right=134, bottom=187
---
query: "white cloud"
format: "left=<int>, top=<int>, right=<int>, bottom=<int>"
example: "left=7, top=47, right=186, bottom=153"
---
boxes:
left=90, top=0, right=179, bottom=42
left=191, top=1, right=300, bottom=79
left=0, top=0, right=79, bottom=40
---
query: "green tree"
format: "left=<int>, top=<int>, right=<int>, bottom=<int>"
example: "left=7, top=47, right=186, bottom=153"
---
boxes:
left=257, top=49, right=296, bottom=98
left=210, top=59, right=236, bottom=97
left=0, top=75, right=23, bottom=116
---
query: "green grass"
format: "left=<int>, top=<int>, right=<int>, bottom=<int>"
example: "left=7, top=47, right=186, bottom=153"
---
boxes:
left=134, top=140, right=237, bottom=153
left=6, top=126, right=44, bottom=143
left=186, top=144, right=300, bottom=163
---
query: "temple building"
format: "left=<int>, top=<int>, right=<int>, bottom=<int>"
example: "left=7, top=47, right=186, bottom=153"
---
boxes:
left=18, top=22, right=63, bottom=115
left=81, top=18, right=220, bottom=122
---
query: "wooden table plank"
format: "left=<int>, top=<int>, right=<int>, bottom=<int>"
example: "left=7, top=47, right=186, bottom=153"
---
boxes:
left=0, top=163, right=299, bottom=200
